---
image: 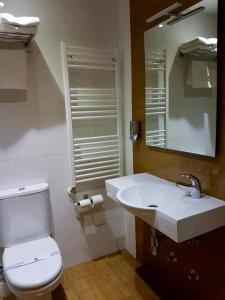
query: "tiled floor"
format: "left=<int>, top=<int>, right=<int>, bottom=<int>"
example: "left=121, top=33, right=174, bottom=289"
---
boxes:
left=2, top=251, right=159, bottom=300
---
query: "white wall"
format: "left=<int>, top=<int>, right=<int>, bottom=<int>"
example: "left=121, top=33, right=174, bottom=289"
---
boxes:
left=145, top=12, right=217, bottom=156
left=116, top=0, right=135, bottom=257
left=0, top=0, right=133, bottom=267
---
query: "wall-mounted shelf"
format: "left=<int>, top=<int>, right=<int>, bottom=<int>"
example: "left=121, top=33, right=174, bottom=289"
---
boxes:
left=0, top=31, right=35, bottom=48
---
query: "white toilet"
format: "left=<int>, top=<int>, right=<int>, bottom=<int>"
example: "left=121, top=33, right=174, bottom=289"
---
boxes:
left=0, top=183, right=63, bottom=300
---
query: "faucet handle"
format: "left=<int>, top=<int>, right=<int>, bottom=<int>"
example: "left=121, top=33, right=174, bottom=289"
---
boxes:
left=180, top=174, right=201, bottom=198
left=181, top=174, right=200, bottom=186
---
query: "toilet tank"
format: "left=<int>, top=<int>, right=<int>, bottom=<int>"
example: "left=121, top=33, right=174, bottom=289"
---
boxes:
left=0, top=183, right=51, bottom=247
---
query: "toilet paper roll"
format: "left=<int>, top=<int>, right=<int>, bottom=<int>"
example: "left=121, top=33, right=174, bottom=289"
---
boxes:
left=91, top=194, right=103, bottom=206
left=77, top=198, right=92, bottom=208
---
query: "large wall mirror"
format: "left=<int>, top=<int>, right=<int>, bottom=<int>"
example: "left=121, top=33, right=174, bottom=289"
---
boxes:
left=144, top=0, right=218, bottom=157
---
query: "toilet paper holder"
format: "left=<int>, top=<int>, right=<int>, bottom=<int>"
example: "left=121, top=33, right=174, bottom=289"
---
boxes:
left=68, top=190, right=105, bottom=225
left=75, top=194, right=94, bottom=208
left=68, top=186, right=77, bottom=197
left=68, top=187, right=103, bottom=209
left=75, top=194, right=104, bottom=209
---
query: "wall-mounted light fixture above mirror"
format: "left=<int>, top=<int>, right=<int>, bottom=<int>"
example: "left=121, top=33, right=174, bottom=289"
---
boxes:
left=146, top=2, right=182, bottom=24
left=144, top=0, right=218, bottom=157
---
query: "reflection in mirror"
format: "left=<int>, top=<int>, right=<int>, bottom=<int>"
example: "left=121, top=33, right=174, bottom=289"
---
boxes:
left=144, top=0, right=218, bottom=157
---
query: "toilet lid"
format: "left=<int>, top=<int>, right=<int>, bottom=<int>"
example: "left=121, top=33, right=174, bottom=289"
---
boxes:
left=3, top=237, right=63, bottom=290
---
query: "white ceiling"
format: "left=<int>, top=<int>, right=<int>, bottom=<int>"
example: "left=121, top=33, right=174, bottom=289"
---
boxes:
left=199, top=0, right=217, bottom=14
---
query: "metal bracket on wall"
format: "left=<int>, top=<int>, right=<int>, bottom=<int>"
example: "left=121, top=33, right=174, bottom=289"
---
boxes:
left=130, top=120, right=141, bottom=142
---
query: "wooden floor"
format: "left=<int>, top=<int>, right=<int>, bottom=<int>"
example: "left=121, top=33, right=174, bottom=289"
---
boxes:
left=2, top=251, right=159, bottom=300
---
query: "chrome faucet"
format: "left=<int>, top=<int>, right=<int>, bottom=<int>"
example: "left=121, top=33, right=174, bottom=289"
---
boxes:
left=176, top=174, right=201, bottom=199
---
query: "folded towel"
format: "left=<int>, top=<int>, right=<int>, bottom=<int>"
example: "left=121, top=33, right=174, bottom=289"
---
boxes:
left=181, top=37, right=217, bottom=48
left=180, top=45, right=217, bottom=54
left=180, top=37, right=217, bottom=55
left=0, top=49, right=27, bottom=90
left=0, top=13, right=39, bottom=27
left=180, top=44, right=217, bottom=54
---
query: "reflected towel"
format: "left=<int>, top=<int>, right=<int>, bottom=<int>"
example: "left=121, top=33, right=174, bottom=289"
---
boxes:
left=180, top=37, right=217, bottom=54
left=0, top=13, right=39, bottom=27
left=207, top=61, right=217, bottom=88
left=192, top=61, right=209, bottom=88
left=0, top=49, right=27, bottom=90
left=187, top=61, right=217, bottom=89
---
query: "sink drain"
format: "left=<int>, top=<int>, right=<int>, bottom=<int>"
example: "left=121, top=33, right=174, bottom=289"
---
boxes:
left=148, top=204, right=158, bottom=208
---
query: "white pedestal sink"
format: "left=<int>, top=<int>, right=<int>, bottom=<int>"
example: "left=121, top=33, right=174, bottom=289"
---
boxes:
left=106, top=173, right=225, bottom=242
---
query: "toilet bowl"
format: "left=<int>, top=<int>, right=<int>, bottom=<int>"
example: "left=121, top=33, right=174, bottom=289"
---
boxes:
left=3, top=237, right=63, bottom=300
left=0, top=183, right=64, bottom=299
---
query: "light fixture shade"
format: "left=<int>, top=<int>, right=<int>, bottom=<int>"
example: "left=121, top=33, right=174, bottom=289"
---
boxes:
left=146, top=2, right=182, bottom=24
left=167, top=6, right=205, bottom=25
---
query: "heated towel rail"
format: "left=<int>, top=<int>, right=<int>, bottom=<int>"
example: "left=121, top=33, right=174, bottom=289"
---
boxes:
left=61, top=43, right=123, bottom=186
left=145, top=50, right=167, bottom=148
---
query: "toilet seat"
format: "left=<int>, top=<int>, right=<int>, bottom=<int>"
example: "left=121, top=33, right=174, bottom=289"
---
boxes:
left=3, top=237, right=63, bottom=291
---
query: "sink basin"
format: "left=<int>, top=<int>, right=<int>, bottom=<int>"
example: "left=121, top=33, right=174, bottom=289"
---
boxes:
left=117, top=183, right=185, bottom=212
left=106, top=173, right=225, bottom=242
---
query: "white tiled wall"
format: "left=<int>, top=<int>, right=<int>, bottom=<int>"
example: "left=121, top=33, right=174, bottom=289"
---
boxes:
left=116, top=0, right=136, bottom=257
left=0, top=0, right=133, bottom=267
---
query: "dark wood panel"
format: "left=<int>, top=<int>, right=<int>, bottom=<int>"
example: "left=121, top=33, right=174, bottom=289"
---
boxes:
left=130, top=0, right=225, bottom=298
